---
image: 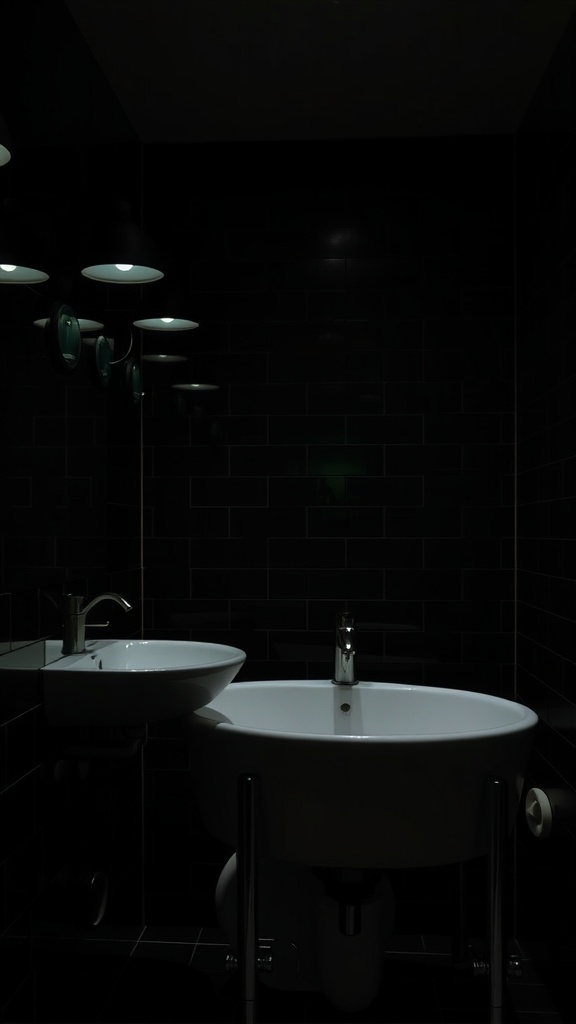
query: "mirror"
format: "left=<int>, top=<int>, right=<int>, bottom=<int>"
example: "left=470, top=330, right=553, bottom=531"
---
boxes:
left=45, top=302, right=82, bottom=374
left=0, top=146, right=144, bottom=657
left=89, top=334, right=112, bottom=389
left=124, top=356, right=143, bottom=404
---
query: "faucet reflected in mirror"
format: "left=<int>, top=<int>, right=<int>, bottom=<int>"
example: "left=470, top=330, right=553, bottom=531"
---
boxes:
left=61, top=592, right=132, bottom=656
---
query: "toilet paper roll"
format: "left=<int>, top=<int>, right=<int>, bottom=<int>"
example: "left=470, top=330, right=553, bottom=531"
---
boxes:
left=525, top=787, right=553, bottom=839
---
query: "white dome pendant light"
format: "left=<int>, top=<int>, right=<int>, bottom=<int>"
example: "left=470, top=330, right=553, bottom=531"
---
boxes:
left=0, top=201, right=49, bottom=284
left=135, top=314, right=199, bottom=331
left=132, top=282, right=199, bottom=332
left=81, top=200, right=164, bottom=285
left=133, top=282, right=199, bottom=363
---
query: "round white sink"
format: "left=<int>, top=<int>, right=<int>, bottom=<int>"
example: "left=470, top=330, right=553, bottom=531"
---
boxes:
left=41, top=639, right=246, bottom=727
left=187, top=679, right=538, bottom=869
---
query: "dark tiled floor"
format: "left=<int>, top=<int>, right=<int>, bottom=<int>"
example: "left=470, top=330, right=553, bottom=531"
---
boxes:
left=30, top=926, right=566, bottom=1024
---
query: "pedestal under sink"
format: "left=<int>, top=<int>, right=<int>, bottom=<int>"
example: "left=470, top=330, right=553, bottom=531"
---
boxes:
left=41, top=639, right=246, bottom=727
left=187, top=678, right=538, bottom=869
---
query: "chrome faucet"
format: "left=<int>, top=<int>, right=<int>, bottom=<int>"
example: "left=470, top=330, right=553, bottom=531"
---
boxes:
left=61, top=592, right=132, bottom=656
left=332, top=611, right=356, bottom=685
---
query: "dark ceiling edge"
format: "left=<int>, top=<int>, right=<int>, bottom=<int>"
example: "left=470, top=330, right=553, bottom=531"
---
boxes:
left=0, top=0, right=140, bottom=148
left=520, top=5, right=576, bottom=134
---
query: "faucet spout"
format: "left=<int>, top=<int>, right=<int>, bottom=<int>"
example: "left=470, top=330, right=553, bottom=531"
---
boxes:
left=332, top=611, right=357, bottom=686
left=61, top=592, right=132, bottom=656
left=81, top=592, right=132, bottom=617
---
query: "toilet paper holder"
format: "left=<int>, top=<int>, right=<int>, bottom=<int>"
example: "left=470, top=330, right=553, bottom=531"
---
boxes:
left=525, top=785, right=576, bottom=839
left=525, top=787, right=553, bottom=838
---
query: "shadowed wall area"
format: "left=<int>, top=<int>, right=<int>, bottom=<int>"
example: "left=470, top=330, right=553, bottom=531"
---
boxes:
left=0, top=2, right=575, bottom=1021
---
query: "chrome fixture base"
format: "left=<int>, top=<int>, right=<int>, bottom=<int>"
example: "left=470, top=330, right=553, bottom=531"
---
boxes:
left=225, top=942, right=274, bottom=974
left=464, top=956, right=522, bottom=979
left=61, top=592, right=132, bottom=655
left=332, top=611, right=356, bottom=685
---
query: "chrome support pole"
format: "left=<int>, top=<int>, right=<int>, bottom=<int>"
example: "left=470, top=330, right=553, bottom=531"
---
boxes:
left=488, top=777, right=507, bottom=1024
left=237, top=773, right=258, bottom=1024
left=454, top=861, right=468, bottom=964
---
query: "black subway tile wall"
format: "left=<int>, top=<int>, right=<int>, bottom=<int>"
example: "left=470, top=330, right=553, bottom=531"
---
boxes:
left=142, top=136, right=515, bottom=694
left=140, top=136, right=516, bottom=929
left=515, top=14, right=576, bottom=1013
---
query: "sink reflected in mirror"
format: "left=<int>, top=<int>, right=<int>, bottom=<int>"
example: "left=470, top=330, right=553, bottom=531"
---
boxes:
left=40, top=638, right=246, bottom=727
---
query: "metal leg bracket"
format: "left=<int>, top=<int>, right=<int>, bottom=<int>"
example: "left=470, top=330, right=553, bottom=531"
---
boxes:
left=226, top=941, right=274, bottom=973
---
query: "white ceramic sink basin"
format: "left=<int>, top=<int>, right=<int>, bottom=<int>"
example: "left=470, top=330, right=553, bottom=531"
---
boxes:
left=187, top=679, right=538, bottom=870
left=42, top=639, right=246, bottom=727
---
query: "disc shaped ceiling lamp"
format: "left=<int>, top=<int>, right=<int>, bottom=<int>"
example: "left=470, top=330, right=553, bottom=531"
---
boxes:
left=134, top=312, right=199, bottom=332
left=133, top=281, right=199, bottom=363
left=81, top=200, right=164, bottom=284
left=132, top=282, right=199, bottom=332
left=0, top=201, right=49, bottom=284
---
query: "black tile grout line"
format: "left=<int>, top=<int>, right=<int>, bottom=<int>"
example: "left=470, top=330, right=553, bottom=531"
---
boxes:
left=50, top=927, right=564, bottom=1024
left=64, top=928, right=547, bottom=966
left=119, top=924, right=221, bottom=969
left=43, top=927, right=552, bottom=971
left=188, top=929, right=203, bottom=967
left=385, top=950, right=454, bottom=965
left=91, top=924, right=148, bottom=1023
left=136, top=936, right=202, bottom=946
left=193, top=925, right=227, bottom=955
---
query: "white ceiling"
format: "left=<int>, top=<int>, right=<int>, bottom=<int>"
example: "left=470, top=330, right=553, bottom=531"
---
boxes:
left=64, top=0, right=576, bottom=142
